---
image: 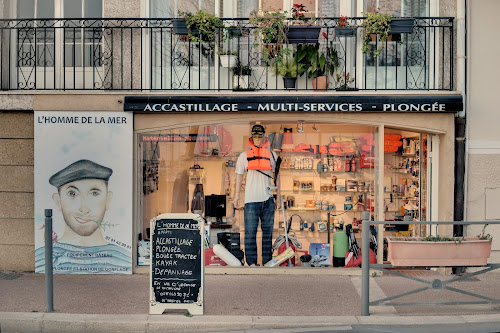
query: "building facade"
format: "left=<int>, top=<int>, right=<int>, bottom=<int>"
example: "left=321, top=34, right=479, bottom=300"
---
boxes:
left=0, top=0, right=489, bottom=274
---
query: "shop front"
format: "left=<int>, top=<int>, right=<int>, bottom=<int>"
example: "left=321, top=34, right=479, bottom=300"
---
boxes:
left=128, top=94, right=460, bottom=272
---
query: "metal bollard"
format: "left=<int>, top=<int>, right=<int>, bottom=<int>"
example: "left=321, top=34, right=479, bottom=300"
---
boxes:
left=45, top=209, right=54, bottom=312
left=361, top=211, right=370, bottom=316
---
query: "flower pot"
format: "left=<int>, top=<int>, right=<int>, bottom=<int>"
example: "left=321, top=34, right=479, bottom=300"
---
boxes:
left=219, top=55, right=237, bottom=68
left=286, top=26, right=321, bottom=44
left=389, top=18, right=415, bottom=34
left=282, top=77, right=297, bottom=89
left=312, top=76, right=328, bottom=91
left=335, top=27, right=357, bottom=37
left=387, top=237, right=492, bottom=267
left=172, top=18, right=199, bottom=35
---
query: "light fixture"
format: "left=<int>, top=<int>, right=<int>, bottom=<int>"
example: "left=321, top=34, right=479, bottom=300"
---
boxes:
left=312, top=124, right=319, bottom=132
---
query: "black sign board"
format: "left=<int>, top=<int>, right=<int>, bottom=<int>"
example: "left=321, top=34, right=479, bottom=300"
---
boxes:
left=124, top=95, right=463, bottom=113
left=150, top=214, right=204, bottom=315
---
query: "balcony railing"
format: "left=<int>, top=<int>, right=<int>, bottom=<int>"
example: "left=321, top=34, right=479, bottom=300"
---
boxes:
left=0, top=17, right=454, bottom=91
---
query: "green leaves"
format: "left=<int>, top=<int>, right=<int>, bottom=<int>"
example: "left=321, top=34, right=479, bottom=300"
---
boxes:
left=183, top=10, right=223, bottom=45
left=361, top=12, right=394, bottom=58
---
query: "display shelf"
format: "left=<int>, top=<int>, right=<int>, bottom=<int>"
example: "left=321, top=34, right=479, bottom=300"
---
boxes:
left=281, top=189, right=315, bottom=192
left=281, top=168, right=359, bottom=174
left=319, top=190, right=373, bottom=194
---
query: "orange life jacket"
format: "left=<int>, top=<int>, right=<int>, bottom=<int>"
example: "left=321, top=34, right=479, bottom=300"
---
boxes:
left=246, top=139, right=272, bottom=170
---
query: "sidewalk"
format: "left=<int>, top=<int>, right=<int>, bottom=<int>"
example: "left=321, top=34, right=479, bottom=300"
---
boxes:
left=1, top=270, right=499, bottom=332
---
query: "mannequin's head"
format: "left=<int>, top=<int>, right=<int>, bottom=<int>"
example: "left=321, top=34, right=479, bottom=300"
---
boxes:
left=251, top=124, right=265, bottom=147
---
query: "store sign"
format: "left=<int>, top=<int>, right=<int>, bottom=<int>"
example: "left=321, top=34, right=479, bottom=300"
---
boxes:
left=140, top=133, right=217, bottom=142
left=124, top=95, right=463, bottom=113
left=150, top=214, right=204, bottom=315
left=34, top=111, right=133, bottom=275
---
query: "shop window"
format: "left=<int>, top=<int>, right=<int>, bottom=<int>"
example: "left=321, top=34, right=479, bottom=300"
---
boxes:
left=137, top=122, right=379, bottom=267
left=383, top=129, right=428, bottom=238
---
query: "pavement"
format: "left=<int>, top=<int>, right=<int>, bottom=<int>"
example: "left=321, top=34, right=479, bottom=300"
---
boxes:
left=1, top=268, right=500, bottom=332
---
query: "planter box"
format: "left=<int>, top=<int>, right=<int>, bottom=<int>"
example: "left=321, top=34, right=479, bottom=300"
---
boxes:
left=282, top=77, right=297, bottom=89
left=172, top=18, right=198, bottom=35
left=287, top=26, right=321, bottom=44
left=335, top=27, right=357, bottom=37
left=387, top=237, right=492, bottom=267
left=228, top=27, right=250, bottom=38
left=389, top=18, right=415, bottom=34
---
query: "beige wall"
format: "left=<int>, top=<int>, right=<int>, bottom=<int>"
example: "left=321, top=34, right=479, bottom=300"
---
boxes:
left=0, top=111, right=34, bottom=271
left=465, top=0, right=500, bottom=262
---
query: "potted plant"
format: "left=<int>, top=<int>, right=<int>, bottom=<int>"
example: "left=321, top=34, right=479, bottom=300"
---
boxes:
left=250, top=9, right=288, bottom=45
left=219, top=50, right=238, bottom=68
left=286, top=4, right=321, bottom=44
left=386, top=225, right=493, bottom=267
left=296, top=33, right=339, bottom=90
left=271, top=56, right=306, bottom=89
left=176, top=10, right=223, bottom=44
left=231, top=62, right=253, bottom=90
left=335, top=15, right=357, bottom=37
left=334, top=72, right=357, bottom=91
left=361, top=11, right=415, bottom=58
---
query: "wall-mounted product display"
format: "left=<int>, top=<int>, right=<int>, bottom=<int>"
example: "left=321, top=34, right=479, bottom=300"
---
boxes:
left=137, top=123, right=429, bottom=267
left=383, top=132, right=428, bottom=237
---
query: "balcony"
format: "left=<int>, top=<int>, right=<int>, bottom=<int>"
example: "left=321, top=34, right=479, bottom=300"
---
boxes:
left=0, top=17, right=454, bottom=91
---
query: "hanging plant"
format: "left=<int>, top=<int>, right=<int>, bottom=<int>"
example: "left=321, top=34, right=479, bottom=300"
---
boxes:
left=360, top=11, right=394, bottom=58
left=182, top=10, right=224, bottom=45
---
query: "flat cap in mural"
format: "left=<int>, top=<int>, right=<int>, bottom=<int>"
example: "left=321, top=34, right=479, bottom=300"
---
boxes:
left=49, top=159, right=113, bottom=188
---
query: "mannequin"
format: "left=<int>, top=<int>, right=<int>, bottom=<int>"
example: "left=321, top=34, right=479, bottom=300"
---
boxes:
left=234, top=124, right=280, bottom=266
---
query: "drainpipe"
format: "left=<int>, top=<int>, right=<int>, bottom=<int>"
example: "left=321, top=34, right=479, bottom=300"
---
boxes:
left=453, top=0, right=467, bottom=275
left=454, top=0, right=467, bottom=232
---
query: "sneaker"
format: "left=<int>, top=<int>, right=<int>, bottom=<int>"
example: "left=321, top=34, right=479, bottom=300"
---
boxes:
left=249, top=264, right=260, bottom=267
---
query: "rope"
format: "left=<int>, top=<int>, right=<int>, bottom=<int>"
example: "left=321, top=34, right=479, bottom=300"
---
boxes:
left=272, top=231, right=302, bottom=250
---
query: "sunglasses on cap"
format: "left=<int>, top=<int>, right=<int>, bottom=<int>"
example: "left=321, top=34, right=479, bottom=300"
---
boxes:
left=252, top=133, right=264, bottom=138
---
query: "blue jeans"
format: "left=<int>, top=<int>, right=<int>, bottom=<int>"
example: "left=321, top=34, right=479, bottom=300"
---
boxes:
left=244, top=197, right=275, bottom=266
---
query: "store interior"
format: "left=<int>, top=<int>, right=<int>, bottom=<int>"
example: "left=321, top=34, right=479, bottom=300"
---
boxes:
left=137, top=122, right=428, bottom=267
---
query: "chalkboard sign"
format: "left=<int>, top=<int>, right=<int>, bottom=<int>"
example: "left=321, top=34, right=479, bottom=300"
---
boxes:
left=150, top=213, right=204, bottom=315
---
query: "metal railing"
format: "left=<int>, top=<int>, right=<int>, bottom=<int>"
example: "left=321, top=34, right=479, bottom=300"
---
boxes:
left=0, top=17, right=454, bottom=91
left=361, top=217, right=500, bottom=316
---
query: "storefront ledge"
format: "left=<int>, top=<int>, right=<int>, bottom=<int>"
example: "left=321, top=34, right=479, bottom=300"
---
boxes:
left=204, top=266, right=383, bottom=276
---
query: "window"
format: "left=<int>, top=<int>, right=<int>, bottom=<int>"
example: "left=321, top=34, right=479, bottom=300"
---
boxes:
left=15, top=0, right=103, bottom=68
left=63, top=0, right=103, bottom=67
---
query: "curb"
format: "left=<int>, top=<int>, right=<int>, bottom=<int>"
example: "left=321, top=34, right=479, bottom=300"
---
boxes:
left=2, top=312, right=500, bottom=333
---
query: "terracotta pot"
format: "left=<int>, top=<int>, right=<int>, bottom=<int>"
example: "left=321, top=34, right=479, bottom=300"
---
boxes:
left=387, top=237, right=492, bottom=267
left=312, top=76, right=328, bottom=91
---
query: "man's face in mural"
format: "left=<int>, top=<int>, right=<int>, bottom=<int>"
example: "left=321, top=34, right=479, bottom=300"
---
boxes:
left=53, top=179, right=113, bottom=237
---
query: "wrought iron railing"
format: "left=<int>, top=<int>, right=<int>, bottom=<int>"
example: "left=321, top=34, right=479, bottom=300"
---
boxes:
left=0, top=17, right=454, bottom=91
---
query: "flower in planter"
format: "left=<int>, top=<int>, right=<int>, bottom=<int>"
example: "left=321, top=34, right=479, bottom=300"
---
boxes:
left=291, top=4, right=310, bottom=23
left=334, top=72, right=355, bottom=90
left=337, top=15, right=348, bottom=27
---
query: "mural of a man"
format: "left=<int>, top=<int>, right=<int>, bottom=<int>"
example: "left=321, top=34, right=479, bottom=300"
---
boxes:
left=35, top=159, right=131, bottom=274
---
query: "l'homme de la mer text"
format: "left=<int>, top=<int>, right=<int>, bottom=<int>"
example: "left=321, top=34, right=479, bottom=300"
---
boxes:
left=37, top=116, right=127, bottom=124
left=142, top=103, right=447, bottom=112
